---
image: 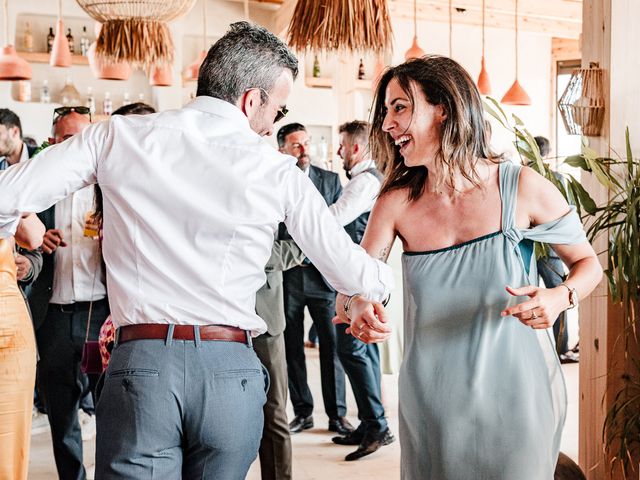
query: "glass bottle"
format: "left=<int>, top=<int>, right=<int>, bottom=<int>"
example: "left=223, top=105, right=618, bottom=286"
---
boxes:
left=122, top=92, right=131, bottom=107
left=59, top=76, right=81, bottom=106
left=86, top=87, right=96, bottom=114
left=66, top=28, right=74, bottom=54
left=80, top=26, right=90, bottom=56
left=312, top=55, right=320, bottom=78
left=23, top=21, right=33, bottom=52
left=357, top=58, right=365, bottom=80
left=18, top=80, right=31, bottom=102
left=46, top=27, right=55, bottom=53
left=138, top=93, right=145, bottom=102
left=103, top=92, right=113, bottom=116
left=40, top=80, right=50, bottom=103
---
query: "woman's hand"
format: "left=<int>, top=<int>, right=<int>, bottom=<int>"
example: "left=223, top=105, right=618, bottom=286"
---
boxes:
left=501, top=285, right=570, bottom=329
left=333, top=294, right=392, bottom=343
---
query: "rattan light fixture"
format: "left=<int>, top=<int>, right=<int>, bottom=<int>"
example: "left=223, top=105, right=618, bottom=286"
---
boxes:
left=287, top=0, right=392, bottom=53
left=75, top=0, right=196, bottom=69
left=558, top=62, right=605, bottom=136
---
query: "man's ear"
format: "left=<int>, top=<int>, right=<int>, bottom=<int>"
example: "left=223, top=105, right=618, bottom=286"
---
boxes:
left=352, top=143, right=360, bottom=155
left=239, top=89, right=262, bottom=118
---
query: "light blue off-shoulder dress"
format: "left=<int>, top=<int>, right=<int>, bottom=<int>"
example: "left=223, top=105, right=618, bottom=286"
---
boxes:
left=400, top=161, right=587, bottom=479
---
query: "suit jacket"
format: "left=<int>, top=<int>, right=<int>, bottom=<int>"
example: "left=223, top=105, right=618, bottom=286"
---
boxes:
left=256, top=239, right=305, bottom=336
left=280, top=165, right=343, bottom=297
left=29, top=206, right=56, bottom=331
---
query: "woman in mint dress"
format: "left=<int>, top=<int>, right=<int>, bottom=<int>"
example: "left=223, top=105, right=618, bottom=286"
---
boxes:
left=336, top=56, right=602, bottom=479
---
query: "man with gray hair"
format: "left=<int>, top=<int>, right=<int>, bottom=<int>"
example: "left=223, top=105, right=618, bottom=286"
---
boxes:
left=0, top=21, right=393, bottom=478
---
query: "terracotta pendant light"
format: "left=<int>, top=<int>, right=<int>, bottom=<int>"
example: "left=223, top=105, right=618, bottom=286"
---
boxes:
left=405, top=0, right=425, bottom=60
left=501, top=0, right=531, bottom=105
left=150, top=64, right=173, bottom=87
left=0, top=0, right=31, bottom=80
left=87, top=23, right=132, bottom=81
left=184, top=0, right=207, bottom=81
left=50, top=0, right=72, bottom=67
left=476, top=0, right=491, bottom=94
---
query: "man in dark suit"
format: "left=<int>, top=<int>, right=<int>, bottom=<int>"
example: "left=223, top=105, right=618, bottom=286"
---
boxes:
left=29, top=109, right=110, bottom=480
left=254, top=239, right=305, bottom=480
left=277, top=123, right=353, bottom=436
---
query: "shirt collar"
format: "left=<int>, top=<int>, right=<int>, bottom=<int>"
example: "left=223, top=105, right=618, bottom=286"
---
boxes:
left=349, top=159, right=376, bottom=177
left=185, top=96, right=250, bottom=129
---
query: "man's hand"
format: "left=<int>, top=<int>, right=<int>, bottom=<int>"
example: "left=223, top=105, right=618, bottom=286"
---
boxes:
left=42, top=229, right=67, bottom=255
left=333, top=295, right=392, bottom=344
left=14, top=254, right=32, bottom=281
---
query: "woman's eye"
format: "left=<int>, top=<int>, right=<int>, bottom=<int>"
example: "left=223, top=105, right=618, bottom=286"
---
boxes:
left=394, top=104, right=406, bottom=113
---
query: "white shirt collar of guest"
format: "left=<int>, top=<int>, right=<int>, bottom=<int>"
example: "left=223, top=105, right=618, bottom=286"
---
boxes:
left=349, top=159, right=376, bottom=178
left=185, top=96, right=251, bottom=128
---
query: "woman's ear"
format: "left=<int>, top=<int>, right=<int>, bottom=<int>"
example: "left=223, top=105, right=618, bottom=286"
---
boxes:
left=436, top=104, right=447, bottom=123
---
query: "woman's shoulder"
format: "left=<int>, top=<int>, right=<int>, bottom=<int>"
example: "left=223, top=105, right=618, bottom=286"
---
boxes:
left=516, top=165, right=570, bottom=224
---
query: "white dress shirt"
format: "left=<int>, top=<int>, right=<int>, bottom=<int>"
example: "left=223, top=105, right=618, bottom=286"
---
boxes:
left=0, top=97, right=393, bottom=334
left=50, top=186, right=107, bottom=304
left=329, top=159, right=381, bottom=226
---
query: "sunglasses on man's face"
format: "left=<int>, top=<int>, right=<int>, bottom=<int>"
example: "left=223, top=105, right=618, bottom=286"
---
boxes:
left=53, top=106, right=92, bottom=123
left=257, top=88, right=288, bottom=123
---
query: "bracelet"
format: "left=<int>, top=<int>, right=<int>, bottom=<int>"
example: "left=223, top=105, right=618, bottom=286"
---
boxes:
left=343, top=294, right=362, bottom=320
left=382, top=294, right=390, bottom=307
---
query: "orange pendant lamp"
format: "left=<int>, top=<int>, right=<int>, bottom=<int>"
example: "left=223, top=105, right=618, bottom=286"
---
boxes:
left=183, top=0, right=207, bottom=81
left=150, top=64, right=173, bottom=87
left=50, top=0, right=72, bottom=67
left=404, top=0, right=424, bottom=60
left=476, top=0, right=491, bottom=94
left=0, top=0, right=31, bottom=80
left=501, top=0, right=530, bottom=105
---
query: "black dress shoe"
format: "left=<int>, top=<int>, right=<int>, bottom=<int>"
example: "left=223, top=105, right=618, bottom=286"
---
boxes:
left=289, top=415, right=313, bottom=434
left=328, top=417, right=355, bottom=435
left=332, top=430, right=363, bottom=445
left=345, top=429, right=396, bottom=461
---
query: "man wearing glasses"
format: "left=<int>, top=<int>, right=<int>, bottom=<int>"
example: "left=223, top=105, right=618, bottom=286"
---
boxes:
left=0, top=22, right=393, bottom=478
left=27, top=106, right=109, bottom=480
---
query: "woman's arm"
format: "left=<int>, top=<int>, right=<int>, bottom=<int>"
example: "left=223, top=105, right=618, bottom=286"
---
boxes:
left=504, top=167, right=603, bottom=328
left=15, top=213, right=45, bottom=250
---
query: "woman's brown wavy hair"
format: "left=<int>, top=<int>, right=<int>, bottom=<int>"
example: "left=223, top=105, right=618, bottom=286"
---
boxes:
left=370, top=55, right=501, bottom=201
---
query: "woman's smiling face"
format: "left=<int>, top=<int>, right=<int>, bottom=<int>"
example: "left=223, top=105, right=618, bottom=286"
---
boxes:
left=381, top=77, right=446, bottom=169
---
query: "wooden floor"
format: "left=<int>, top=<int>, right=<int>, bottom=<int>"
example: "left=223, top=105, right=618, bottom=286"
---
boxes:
left=28, top=348, right=579, bottom=479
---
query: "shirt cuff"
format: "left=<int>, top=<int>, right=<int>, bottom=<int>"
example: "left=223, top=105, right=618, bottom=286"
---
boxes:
left=366, top=259, right=394, bottom=302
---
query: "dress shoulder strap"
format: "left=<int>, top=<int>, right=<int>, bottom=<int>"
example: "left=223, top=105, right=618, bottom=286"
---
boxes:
left=498, top=161, right=521, bottom=232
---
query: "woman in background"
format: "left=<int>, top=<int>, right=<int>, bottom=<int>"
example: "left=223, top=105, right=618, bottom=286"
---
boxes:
left=0, top=213, right=45, bottom=480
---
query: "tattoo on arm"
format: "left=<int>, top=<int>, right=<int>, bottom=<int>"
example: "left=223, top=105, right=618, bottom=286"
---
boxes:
left=377, top=243, right=392, bottom=262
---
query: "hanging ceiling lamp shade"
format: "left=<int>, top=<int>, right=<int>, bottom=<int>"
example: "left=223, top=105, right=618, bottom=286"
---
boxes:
left=0, top=0, right=31, bottom=80
left=183, top=0, right=207, bottom=81
left=87, top=23, right=132, bottom=80
left=76, top=0, right=196, bottom=69
left=476, top=0, right=491, bottom=94
left=405, top=0, right=424, bottom=60
left=150, top=64, right=173, bottom=87
left=501, top=0, right=530, bottom=105
left=50, top=0, right=71, bottom=67
left=288, top=0, right=392, bottom=53
left=558, top=62, right=605, bottom=136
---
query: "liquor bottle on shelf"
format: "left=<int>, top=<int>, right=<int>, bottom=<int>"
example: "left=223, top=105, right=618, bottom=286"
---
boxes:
left=312, top=55, right=320, bottom=78
left=60, top=76, right=81, bottom=106
left=18, top=81, right=31, bottom=102
left=122, top=92, right=131, bottom=107
left=46, top=27, right=55, bottom=53
left=23, top=21, right=33, bottom=52
left=103, top=92, right=113, bottom=116
left=40, top=80, right=50, bottom=103
left=66, top=28, right=74, bottom=54
left=80, top=26, right=90, bottom=56
left=357, top=58, right=365, bottom=80
left=138, top=93, right=145, bottom=102
left=86, top=87, right=96, bottom=114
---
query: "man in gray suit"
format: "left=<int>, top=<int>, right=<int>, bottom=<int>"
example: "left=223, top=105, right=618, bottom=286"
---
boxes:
left=254, top=239, right=305, bottom=480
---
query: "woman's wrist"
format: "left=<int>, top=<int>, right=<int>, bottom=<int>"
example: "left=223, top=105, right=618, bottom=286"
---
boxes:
left=344, top=293, right=362, bottom=320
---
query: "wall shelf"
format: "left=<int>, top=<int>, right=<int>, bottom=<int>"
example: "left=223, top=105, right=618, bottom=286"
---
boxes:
left=18, top=51, right=89, bottom=66
left=305, top=76, right=332, bottom=89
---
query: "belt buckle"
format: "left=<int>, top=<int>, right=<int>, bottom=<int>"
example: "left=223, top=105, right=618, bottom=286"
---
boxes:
left=59, top=304, right=74, bottom=314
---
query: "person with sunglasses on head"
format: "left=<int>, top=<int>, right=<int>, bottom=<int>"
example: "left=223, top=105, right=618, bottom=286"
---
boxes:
left=26, top=105, right=109, bottom=480
left=0, top=22, right=393, bottom=479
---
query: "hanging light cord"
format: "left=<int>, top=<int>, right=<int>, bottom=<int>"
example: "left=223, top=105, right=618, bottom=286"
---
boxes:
left=3, top=0, right=8, bottom=47
left=413, top=0, right=418, bottom=38
left=515, top=0, right=519, bottom=78
left=449, top=0, right=452, bottom=57
left=244, top=0, right=249, bottom=21
left=202, top=0, right=207, bottom=51
left=58, top=0, right=62, bottom=20
left=481, top=0, right=485, bottom=57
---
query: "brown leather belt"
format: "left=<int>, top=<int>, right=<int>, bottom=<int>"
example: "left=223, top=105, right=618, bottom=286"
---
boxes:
left=118, top=324, right=250, bottom=345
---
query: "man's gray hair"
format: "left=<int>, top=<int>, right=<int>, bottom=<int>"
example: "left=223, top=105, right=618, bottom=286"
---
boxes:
left=196, top=21, right=299, bottom=104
